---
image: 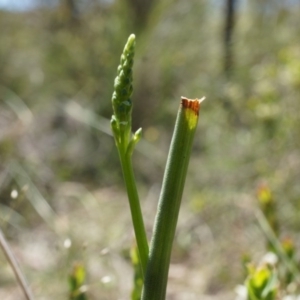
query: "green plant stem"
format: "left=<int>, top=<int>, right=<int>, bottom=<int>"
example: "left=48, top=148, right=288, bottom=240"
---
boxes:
left=118, top=144, right=149, bottom=278
left=142, top=97, right=203, bottom=300
left=110, top=34, right=149, bottom=277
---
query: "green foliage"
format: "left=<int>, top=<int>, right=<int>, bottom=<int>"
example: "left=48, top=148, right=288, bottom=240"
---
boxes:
left=238, top=184, right=300, bottom=299
left=257, top=184, right=300, bottom=291
left=111, top=36, right=202, bottom=300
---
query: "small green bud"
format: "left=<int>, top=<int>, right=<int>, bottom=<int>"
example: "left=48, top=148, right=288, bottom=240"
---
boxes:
left=133, top=128, right=142, bottom=143
left=127, top=128, right=142, bottom=155
left=111, top=116, right=119, bottom=141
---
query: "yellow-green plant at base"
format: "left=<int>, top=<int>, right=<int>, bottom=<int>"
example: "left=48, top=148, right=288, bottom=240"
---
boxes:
left=69, top=263, right=88, bottom=300
left=246, top=263, right=278, bottom=300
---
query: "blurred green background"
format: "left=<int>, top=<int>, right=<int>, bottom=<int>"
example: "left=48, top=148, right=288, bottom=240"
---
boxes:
left=0, top=0, right=300, bottom=299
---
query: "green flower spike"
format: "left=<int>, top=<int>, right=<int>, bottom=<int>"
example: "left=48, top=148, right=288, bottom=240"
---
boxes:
left=111, top=34, right=148, bottom=278
left=111, top=34, right=136, bottom=148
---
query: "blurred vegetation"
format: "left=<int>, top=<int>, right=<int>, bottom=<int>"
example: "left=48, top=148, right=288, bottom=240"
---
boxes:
left=0, top=0, right=300, bottom=299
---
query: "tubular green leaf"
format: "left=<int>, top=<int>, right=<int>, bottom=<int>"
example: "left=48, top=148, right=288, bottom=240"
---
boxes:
left=142, top=97, right=203, bottom=300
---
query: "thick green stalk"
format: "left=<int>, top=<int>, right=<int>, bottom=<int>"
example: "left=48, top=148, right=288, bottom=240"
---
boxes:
left=111, top=34, right=149, bottom=277
left=142, top=97, right=203, bottom=300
